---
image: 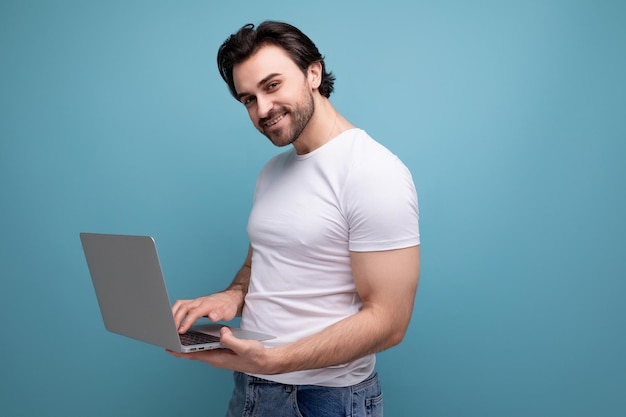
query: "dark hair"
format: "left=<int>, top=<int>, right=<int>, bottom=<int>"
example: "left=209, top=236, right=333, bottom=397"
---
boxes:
left=217, top=21, right=335, bottom=99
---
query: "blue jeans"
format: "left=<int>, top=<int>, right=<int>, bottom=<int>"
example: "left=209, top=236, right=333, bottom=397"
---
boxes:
left=225, top=371, right=383, bottom=417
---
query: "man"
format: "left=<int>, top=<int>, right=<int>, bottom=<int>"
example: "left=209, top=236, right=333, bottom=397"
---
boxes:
left=168, top=21, right=420, bottom=417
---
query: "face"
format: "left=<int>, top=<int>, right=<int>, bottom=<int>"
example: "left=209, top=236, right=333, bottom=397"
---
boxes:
left=233, top=44, right=317, bottom=147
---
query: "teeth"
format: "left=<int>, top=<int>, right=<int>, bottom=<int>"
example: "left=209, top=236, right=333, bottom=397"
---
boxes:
left=265, top=114, right=285, bottom=127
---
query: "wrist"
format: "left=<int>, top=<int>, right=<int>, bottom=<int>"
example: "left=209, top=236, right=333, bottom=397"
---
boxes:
left=263, top=346, right=290, bottom=375
left=223, top=287, right=246, bottom=316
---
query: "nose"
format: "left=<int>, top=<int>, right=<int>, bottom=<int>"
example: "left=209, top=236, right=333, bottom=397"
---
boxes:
left=255, top=94, right=273, bottom=120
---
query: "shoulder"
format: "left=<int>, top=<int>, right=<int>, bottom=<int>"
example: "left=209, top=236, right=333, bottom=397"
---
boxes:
left=343, top=130, right=413, bottom=180
left=259, top=148, right=296, bottom=174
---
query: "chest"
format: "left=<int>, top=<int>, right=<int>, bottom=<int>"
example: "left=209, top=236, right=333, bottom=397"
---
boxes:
left=247, top=159, right=350, bottom=253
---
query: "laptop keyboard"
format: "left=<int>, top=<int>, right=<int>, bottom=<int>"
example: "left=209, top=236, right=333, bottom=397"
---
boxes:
left=179, top=330, right=221, bottom=346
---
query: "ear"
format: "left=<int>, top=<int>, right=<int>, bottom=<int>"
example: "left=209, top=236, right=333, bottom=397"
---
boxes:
left=307, top=61, right=323, bottom=90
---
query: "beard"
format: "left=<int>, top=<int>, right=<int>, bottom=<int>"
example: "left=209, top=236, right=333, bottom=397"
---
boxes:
left=258, top=89, right=315, bottom=148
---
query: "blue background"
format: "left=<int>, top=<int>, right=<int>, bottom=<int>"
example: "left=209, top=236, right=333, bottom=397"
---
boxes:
left=1, top=1, right=624, bottom=416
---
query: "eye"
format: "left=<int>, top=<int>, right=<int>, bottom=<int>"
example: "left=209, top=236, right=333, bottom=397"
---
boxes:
left=241, top=96, right=256, bottom=107
left=267, top=81, right=280, bottom=91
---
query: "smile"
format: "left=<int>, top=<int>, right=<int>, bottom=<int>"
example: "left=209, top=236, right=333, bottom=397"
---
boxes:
left=264, top=113, right=286, bottom=127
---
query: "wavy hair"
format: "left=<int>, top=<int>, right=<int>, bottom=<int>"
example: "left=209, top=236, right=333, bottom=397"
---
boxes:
left=217, top=21, right=336, bottom=99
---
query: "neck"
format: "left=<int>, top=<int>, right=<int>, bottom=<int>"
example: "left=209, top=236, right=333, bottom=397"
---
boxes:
left=292, top=97, right=354, bottom=155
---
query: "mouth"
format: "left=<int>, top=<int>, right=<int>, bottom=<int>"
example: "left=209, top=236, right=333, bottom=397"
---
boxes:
left=263, top=112, right=287, bottom=128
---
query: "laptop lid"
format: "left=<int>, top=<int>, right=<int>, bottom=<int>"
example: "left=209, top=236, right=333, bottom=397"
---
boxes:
left=80, top=232, right=272, bottom=353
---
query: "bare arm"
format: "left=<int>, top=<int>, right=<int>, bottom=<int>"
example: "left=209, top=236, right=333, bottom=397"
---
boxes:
left=168, top=245, right=421, bottom=374
left=172, top=245, right=252, bottom=333
left=270, top=245, right=420, bottom=372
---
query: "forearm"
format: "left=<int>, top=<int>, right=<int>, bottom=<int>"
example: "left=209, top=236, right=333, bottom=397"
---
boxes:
left=170, top=303, right=411, bottom=375
left=224, top=261, right=251, bottom=317
left=170, top=247, right=419, bottom=375
left=266, top=246, right=419, bottom=374
left=268, top=303, right=411, bottom=374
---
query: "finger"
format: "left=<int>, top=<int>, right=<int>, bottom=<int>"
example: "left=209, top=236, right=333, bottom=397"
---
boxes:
left=207, top=305, right=231, bottom=322
left=166, top=349, right=201, bottom=361
left=172, top=303, right=190, bottom=330
left=208, top=309, right=221, bottom=322
left=177, top=305, right=207, bottom=333
left=219, top=327, right=241, bottom=349
left=166, top=349, right=185, bottom=359
left=171, top=299, right=193, bottom=328
left=171, top=299, right=191, bottom=314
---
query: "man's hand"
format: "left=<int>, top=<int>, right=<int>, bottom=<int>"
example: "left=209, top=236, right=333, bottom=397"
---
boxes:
left=167, top=245, right=419, bottom=375
left=166, top=327, right=280, bottom=374
left=172, top=245, right=253, bottom=333
left=172, top=290, right=243, bottom=334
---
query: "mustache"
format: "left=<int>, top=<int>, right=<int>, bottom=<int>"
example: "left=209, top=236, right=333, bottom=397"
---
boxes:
left=259, top=108, right=288, bottom=125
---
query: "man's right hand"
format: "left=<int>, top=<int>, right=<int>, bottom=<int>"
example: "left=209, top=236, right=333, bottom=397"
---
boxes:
left=171, top=289, right=243, bottom=334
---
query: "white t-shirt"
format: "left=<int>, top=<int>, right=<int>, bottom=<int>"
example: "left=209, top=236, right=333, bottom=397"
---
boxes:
left=242, top=128, right=420, bottom=386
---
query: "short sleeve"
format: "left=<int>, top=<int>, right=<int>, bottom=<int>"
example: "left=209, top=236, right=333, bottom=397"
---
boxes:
left=343, top=146, right=420, bottom=252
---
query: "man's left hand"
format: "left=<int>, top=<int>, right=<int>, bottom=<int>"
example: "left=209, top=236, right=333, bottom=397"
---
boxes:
left=166, top=327, right=277, bottom=374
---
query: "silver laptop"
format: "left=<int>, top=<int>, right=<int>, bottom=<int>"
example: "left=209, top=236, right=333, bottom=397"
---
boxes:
left=80, top=232, right=274, bottom=353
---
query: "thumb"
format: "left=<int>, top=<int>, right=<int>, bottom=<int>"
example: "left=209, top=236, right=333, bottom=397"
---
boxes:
left=219, top=327, right=240, bottom=349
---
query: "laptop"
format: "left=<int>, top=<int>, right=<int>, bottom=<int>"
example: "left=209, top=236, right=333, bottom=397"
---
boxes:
left=80, top=232, right=274, bottom=353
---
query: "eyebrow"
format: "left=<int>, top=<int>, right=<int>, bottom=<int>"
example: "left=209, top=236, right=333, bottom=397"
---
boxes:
left=236, top=73, right=283, bottom=101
